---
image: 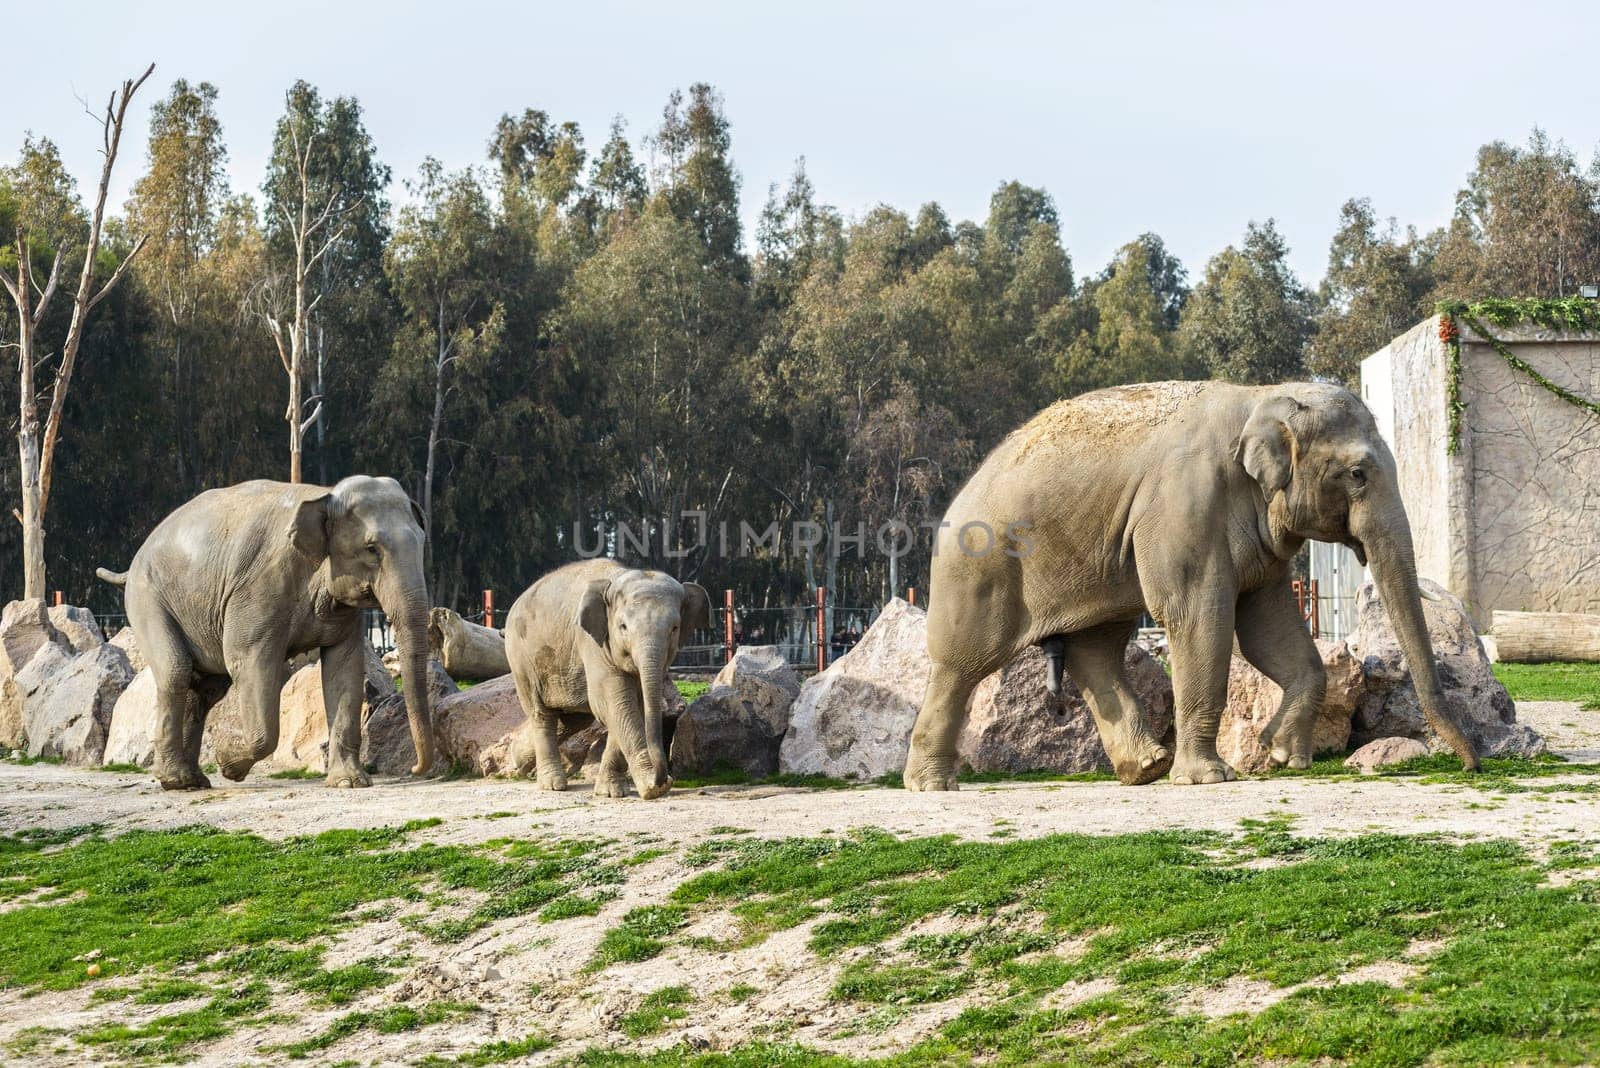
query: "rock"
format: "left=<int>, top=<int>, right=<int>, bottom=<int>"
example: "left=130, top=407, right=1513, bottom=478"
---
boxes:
left=0, top=600, right=64, bottom=674
left=363, top=657, right=459, bottom=775
left=1344, top=736, right=1430, bottom=772
left=1348, top=579, right=1545, bottom=759
left=560, top=717, right=606, bottom=780
left=674, top=646, right=801, bottom=778
left=109, top=627, right=146, bottom=672
left=22, top=644, right=133, bottom=765
left=434, top=675, right=526, bottom=776
left=780, top=599, right=928, bottom=780
left=104, top=669, right=220, bottom=769
left=1216, top=639, right=1363, bottom=773
left=960, top=643, right=1175, bottom=775
left=269, top=664, right=328, bottom=772
left=427, top=607, right=511, bottom=681
left=48, top=605, right=104, bottom=653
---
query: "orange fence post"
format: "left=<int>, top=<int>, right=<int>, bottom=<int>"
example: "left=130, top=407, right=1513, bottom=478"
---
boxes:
left=815, top=586, right=827, bottom=673
left=482, top=589, right=494, bottom=629
left=723, top=589, right=736, bottom=663
left=52, top=590, right=63, bottom=607
left=907, top=587, right=917, bottom=606
left=1308, top=579, right=1320, bottom=639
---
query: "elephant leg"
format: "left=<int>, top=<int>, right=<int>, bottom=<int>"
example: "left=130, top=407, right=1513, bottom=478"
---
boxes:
left=320, top=632, right=371, bottom=788
left=509, top=666, right=566, bottom=791
left=593, top=732, right=631, bottom=800
left=1236, top=582, right=1326, bottom=770
left=1062, top=622, right=1173, bottom=785
left=214, top=656, right=285, bottom=783
left=906, top=661, right=990, bottom=792
left=136, top=607, right=208, bottom=791
left=1164, top=596, right=1238, bottom=786
left=187, top=674, right=231, bottom=771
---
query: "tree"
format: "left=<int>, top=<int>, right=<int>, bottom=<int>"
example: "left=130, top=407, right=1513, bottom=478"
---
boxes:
left=125, top=79, right=229, bottom=491
left=1179, top=219, right=1313, bottom=384
left=1308, top=199, right=1435, bottom=383
left=1433, top=129, right=1600, bottom=300
left=257, top=82, right=390, bottom=484
left=0, top=64, right=153, bottom=600
left=379, top=160, right=504, bottom=587
left=650, top=84, right=743, bottom=271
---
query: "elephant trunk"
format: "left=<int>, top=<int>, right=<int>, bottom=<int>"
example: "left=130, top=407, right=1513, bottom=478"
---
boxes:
left=378, top=574, right=435, bottom=775
left=1354, top=497, right=1480, bottom=771
left=633, top=639, right=673, bottom=799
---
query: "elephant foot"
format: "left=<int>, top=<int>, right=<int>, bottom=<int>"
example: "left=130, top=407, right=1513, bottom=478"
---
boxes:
left=903, top=750, right=959, bottom=792
left=157, top=766, right=211, bottom=791
left=1268, top=744, right=1311, bottom=771
left=593, top=774, right=630, bottom=799
left=1113, top=742, right=1173, bottom=786
left=217, top=758, right=255, bottom=783
left=634, top=777, right=673, bottom=801
left=325, top=766, right=372, bottom=789
left=535, top=770, right=569, bottom=792
left=1170, top=753, right=1238, bottom=785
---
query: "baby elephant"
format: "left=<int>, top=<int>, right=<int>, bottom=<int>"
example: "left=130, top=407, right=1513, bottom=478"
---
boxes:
left=504, top=559, right=710, bottom=799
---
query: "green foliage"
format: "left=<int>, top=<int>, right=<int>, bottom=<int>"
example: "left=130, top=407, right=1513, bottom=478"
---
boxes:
left=592, top=905, right=690, bottom=967
left=675, top=679, right=710, bottom=702
left=620, top=985, right=694, bottom=1038
left=1494, top=661, right=1600, bottom=709
left=1179, top=219, right=1313, bottom=384
left=279, top=1000, right=476, bottom=1058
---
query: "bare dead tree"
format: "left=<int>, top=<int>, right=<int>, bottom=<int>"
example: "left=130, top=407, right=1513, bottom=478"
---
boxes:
left=251, top=115, right=360, bottom=484
left=1, top=63, right=153, bottom=601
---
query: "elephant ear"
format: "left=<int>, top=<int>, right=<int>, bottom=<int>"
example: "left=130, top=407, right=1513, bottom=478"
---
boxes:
left=680, top=582, right=711, bottom=632
left=1233, top=396, right=1303, bottom=499
left=576, top=579, right=612, bottom=647
left=288, top=492, right=334, bottom=561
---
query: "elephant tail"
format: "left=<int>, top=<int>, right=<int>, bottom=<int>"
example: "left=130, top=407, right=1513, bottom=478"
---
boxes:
left=95, top=567, right=128, bottom=586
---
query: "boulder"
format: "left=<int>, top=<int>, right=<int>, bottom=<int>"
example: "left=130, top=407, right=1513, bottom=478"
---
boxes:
left=109, top=627, right=146, bottom=673
left=1216, top=639, right=1363, bottom=773
left=0, top=600, right=64, bottom=674
left=1349, top=579, right=1545, bottom=759
left=3, top=640, right=73, bottom=750
left=48, top=605, right=104, bottom=653
left=434, top=675, right=526, bottom=776
left=104, top=668, right=220, bottom=769
left=559, top=717, right=606, bottom=780
left=269, top=664, right=328, bottom=772
left=361, top=657, right=459, bottom=775
left=22, top=644, right=133, bottom=765
left=428, top=607, right=511, bottom=681
left=1344, top=736, right=1430, bottom=773
left=959, top=643, right=1175, bottom=775
left=674, top=646, right=801, bottom=777
left=780, top=599, right=928, bottom=780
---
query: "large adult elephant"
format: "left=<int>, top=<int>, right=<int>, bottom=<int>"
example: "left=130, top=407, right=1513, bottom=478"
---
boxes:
left=98, top=476, right=434, bottom=790
left=904, top=381, right=1479, bottom=791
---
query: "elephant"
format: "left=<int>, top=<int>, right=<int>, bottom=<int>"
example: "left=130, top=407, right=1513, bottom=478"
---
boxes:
left=503, top=559, right=710, bottom=799
left=97, top=476, right=435, bottom=790
left=903, top=381, right=1479, bottom=791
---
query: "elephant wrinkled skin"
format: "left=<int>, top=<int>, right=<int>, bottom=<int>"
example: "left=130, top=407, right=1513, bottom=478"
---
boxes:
left=905, top=381, right=1480, bottom=791
left=504, top=559, right=709, bottom=800
left=98, top=476, right=435, bottom=790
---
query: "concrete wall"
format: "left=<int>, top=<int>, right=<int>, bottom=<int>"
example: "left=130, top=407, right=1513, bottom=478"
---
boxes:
left=1361, top=315, right=1600, bottom=622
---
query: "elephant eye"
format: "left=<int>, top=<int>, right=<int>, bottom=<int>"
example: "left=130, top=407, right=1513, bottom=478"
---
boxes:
left=1349, top=467, right=1367, bottom=485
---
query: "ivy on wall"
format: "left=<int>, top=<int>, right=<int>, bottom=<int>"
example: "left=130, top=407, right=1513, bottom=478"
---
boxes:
left=1435, top=297, right=1600, bottom=454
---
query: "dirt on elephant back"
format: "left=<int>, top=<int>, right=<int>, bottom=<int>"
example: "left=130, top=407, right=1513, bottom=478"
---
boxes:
left=1006, top=380, right=1212, bottom=466
left=0, top=699, right=1595, bottom=1066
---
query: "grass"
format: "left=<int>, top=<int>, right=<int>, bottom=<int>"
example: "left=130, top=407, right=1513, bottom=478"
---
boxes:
left=279, top=1000, right=477, bottom=1058
left=419, top=1033, right=554, bottom=1065
left=562, top=824, right=1600, bottom=1065
left=267, top=767, right=323, bottom=780
left=675, top=679, right=711, bottom=702
left=0, top=823, right=618, bottom=1058
left=1494, top=660, right=1600, bottom=709
left=620, top=985, right=694, bottom=1038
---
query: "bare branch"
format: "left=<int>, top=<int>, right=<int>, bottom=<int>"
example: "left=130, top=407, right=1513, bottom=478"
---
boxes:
left=299, top=400, right=323, bottom=436
left=29, top=248, right=64, bottom=324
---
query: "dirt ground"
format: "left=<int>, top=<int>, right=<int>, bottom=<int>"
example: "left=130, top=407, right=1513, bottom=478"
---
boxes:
left=0, top=698, right=1595, bottom=1066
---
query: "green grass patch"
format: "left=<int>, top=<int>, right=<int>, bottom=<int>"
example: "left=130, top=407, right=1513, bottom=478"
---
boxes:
left=280, top=999, right=477, bottom=1058
left=267, top=767, right=323, bottom=780
left=567, top=825, right=1600, bottom=1064
left=593, top=905, right=689, bottom=967
left=419, top=1032, right=554, bottom=1065
left=95, top=761, right=146, bottom=774
left=675, top=679, right=710, bottom=702
left=74, top=980, right=272, bottom=1060
left=620, top=985, right=694, bottom=1038
left=1495, top=660, right=1600, bottom=709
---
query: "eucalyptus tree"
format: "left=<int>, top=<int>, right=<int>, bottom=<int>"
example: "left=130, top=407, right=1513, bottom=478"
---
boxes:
left=1179, top=219, right=1313, bottom=384
left=0, top=65, right=152, bottom=600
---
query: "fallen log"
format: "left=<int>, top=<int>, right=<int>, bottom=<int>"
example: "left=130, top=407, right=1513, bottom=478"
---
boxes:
left=1491, top=610, right=1600, bottom=663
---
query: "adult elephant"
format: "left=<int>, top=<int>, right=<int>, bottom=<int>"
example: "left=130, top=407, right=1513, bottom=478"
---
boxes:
left=98, top=476, right=434, bottom=790
left=904, top=381, right=1479, bottom=791
left=504, top=560, right=709, bottom=800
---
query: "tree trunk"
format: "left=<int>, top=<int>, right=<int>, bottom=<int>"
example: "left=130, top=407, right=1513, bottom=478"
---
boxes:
left=1492, top=611, right=1600, bottom=663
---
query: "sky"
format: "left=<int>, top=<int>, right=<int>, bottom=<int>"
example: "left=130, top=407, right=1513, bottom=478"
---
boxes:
left=8, top=1, right=1598, bottom=284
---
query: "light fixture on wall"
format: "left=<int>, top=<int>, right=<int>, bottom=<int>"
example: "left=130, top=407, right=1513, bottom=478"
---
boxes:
left=1581, top=283, right=1600, bottom=299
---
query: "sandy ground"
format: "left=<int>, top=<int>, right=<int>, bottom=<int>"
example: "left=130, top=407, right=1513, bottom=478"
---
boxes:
left=0, top=698, right=1595, bottom=1066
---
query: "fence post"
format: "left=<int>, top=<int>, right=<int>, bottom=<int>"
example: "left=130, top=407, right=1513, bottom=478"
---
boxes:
left=482, top=589, right=494, bottom=629
left=907, top=587, right=917, bottom=607
left=1309, top=579, right=1320, bottom=639
left=52, top=590, right=63, bottom=607
left=723, top=589, right=735, bottom=664
left=815, top=586, right=827, bottom=673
